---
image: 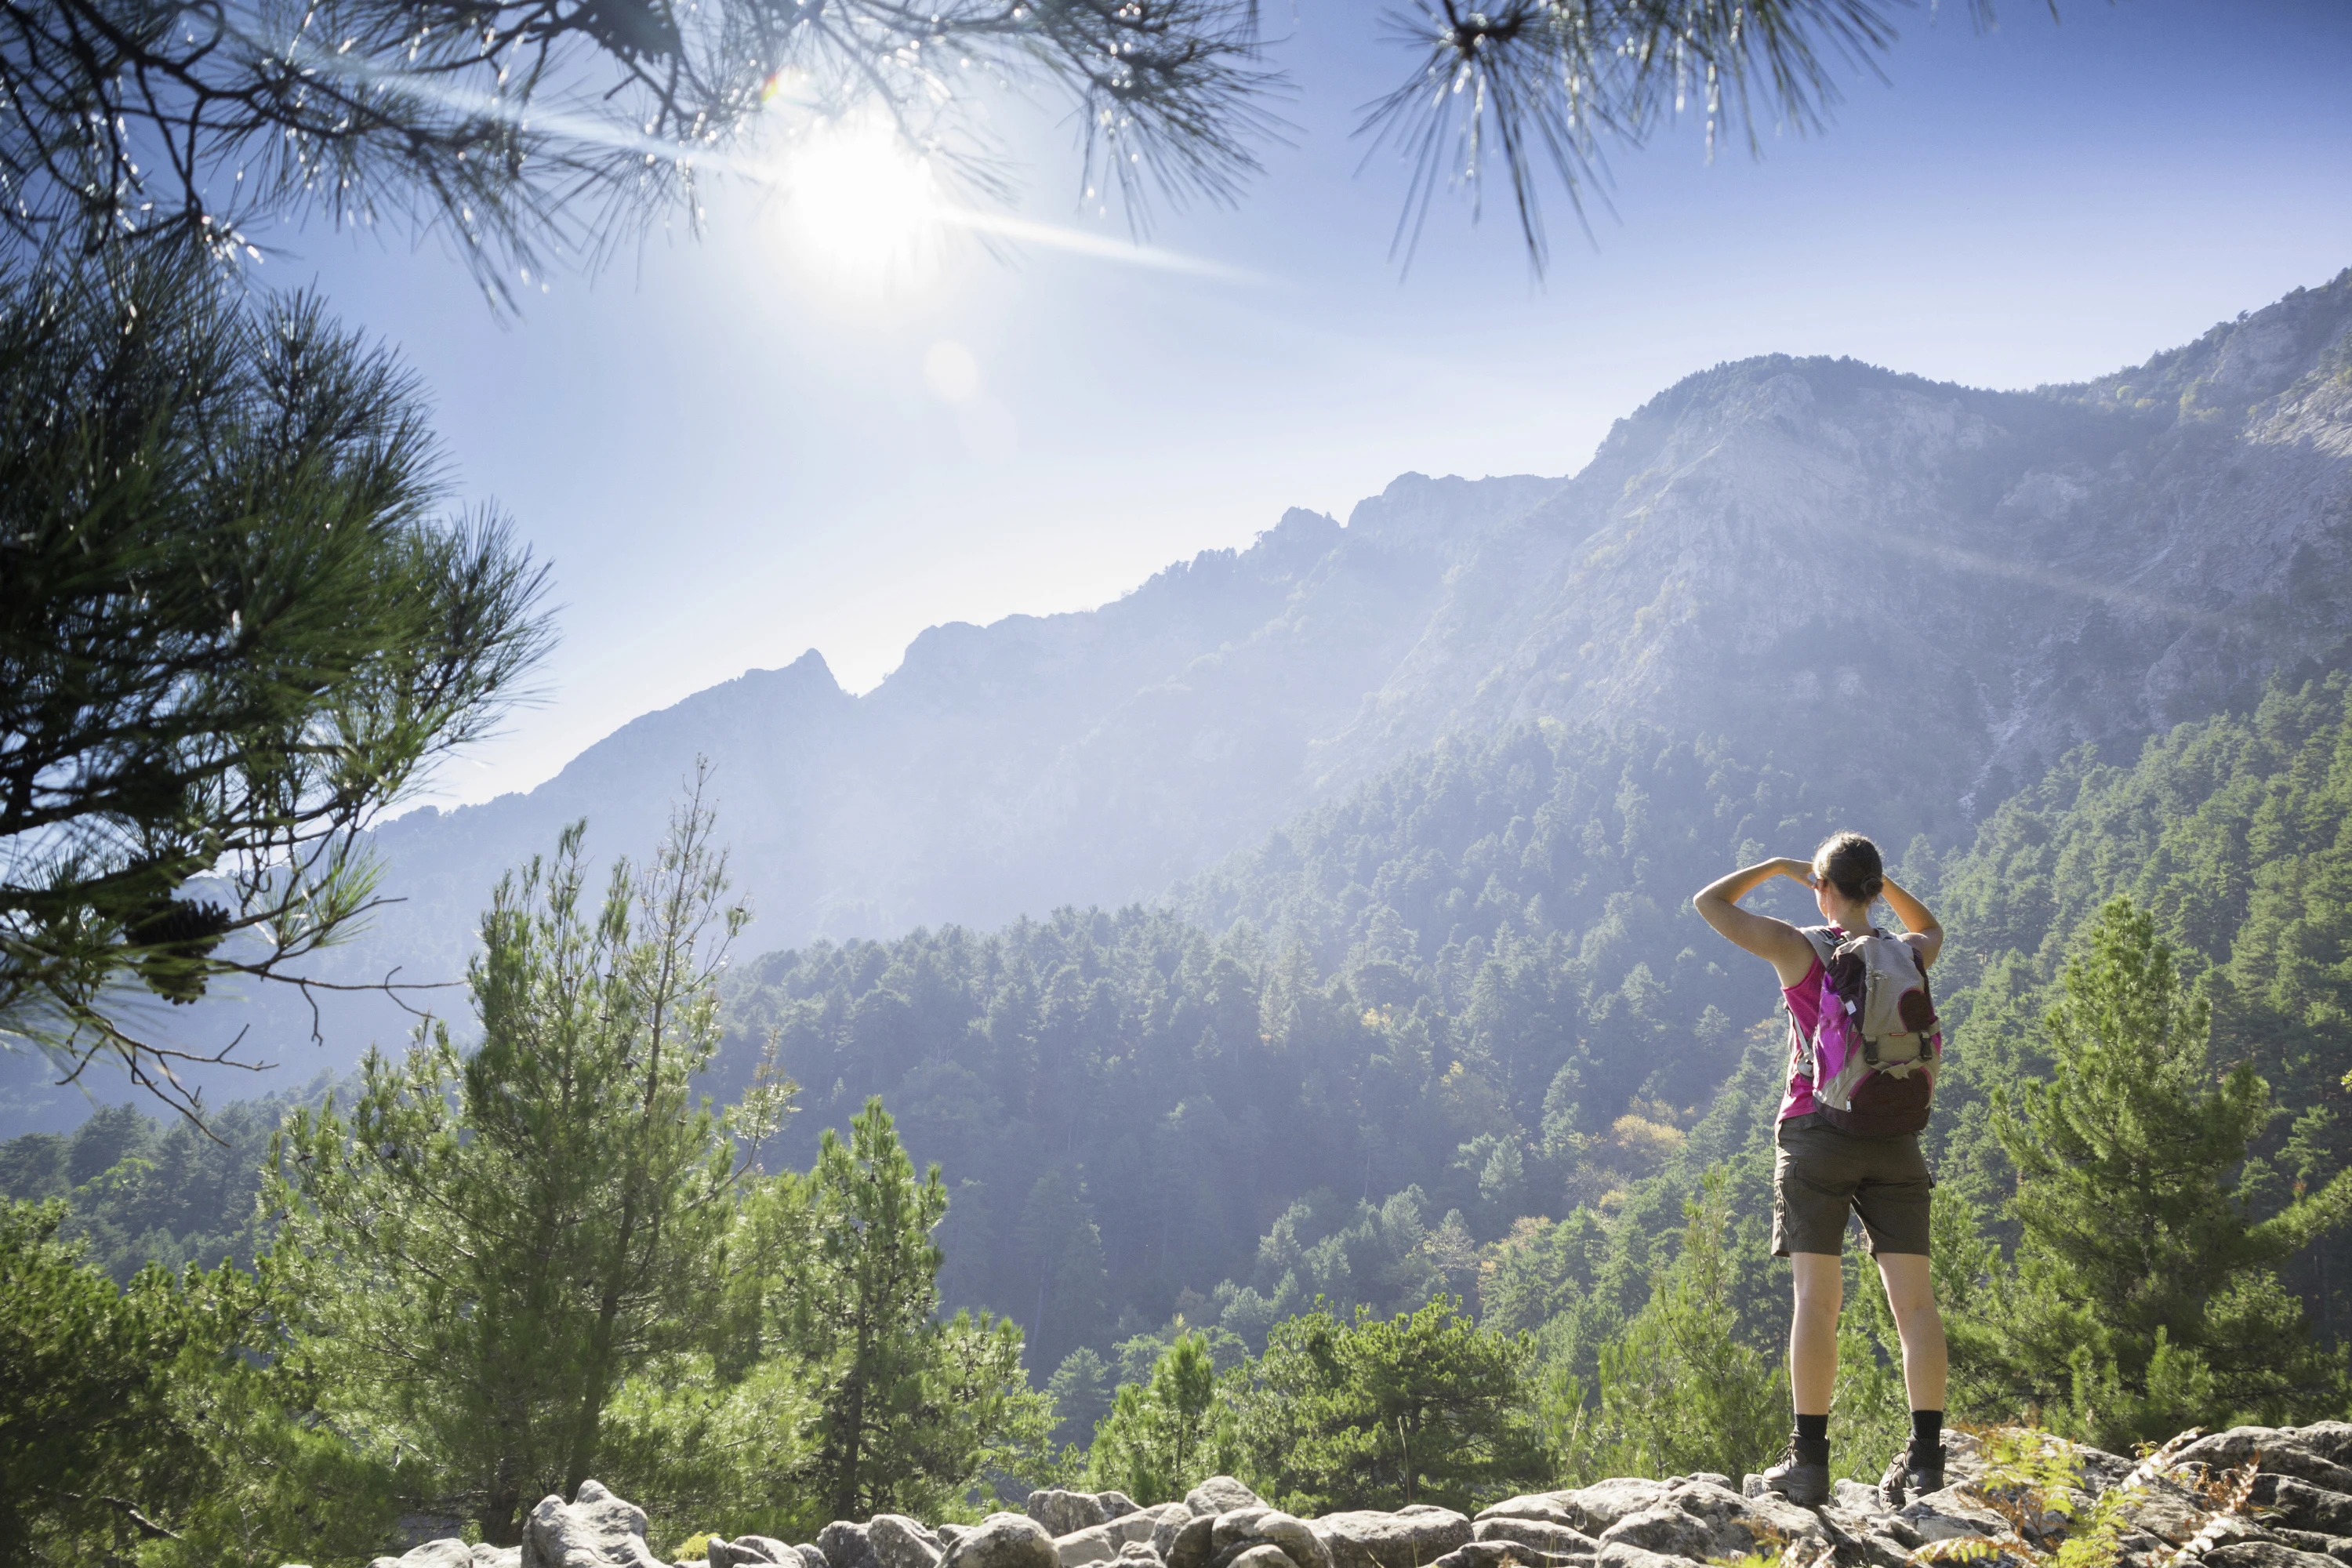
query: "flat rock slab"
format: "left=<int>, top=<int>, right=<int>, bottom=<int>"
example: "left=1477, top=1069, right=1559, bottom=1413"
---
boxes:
left=1563, top=1483, right=1674, bottom=1535
left=1475, top=1498, right=1586, bottom=1532
left=2255, top=1477, right=2352, bottom=1537
left=1896, top=1486, right=2007, bottom=1545
left=1312, top=1510, right=1473, bottom=1568
left=1473, top=1519, right=1596, bottom=1558
left=2208, top=1544, right=2346, bottom=1568
left=1594, top=1507, right=1712, bottom=1564
left=1831, top=1480, right=1889, bottom=1518
left=2179, top=1427, right=2352, bottom=1494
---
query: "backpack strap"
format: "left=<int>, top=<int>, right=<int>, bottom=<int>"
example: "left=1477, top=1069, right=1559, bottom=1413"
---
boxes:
left=1788, top=927, right=1841, bottom=1084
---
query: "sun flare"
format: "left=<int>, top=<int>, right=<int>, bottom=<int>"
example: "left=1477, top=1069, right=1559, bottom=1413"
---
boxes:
left=777, top=117, right=942, bottom=275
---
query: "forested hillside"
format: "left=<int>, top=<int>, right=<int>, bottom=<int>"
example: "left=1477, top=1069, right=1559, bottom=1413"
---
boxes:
left=1922, top=675, right=2352, bottom=1338
left=706, top=720, right=1864, bottom=1377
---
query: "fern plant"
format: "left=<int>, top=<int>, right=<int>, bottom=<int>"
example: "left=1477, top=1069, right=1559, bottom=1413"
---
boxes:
left=1910, top=1425, right=2258, bottom=1568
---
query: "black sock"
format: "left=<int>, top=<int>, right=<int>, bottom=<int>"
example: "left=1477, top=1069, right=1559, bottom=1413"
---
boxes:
left=1911, top=1410, right=1944, bottom=1456
left=1795, top=1414, right=1829, bottom=1445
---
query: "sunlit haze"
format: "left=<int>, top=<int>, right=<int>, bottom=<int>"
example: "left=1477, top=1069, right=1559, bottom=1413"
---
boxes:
left=285, top=0, right=2352, bottom=811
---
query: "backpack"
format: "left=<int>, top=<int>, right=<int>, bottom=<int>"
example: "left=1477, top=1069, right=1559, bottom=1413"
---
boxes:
left=1791, top=925, right=1941, bottom=1137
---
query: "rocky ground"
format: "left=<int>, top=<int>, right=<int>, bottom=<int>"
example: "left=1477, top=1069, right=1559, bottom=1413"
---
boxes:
left=343, top=1423, right=2352, bottom=1568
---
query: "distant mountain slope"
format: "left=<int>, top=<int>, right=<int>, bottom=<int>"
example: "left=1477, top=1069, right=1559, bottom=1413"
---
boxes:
left=356, top=470, right=1568, bottom=981
left=14, top=271, right=2344, bottom=1127
left=1327, top=273, right=2352, bottom=844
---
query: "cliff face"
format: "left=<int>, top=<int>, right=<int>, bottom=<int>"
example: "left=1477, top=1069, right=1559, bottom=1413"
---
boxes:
left=1328, top=272, right=2352, bottom=841
left=119, top=271, right=2352, bottom=1093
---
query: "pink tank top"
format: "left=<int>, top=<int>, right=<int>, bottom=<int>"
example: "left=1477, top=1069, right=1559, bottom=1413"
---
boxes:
left=1776, top=952, right=1832, bottom=1123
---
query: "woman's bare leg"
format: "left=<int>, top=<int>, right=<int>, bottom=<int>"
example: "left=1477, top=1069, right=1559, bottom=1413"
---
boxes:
left=1790, top=1252, right=1843, bottom=1414
left=1874, top=1251, right=1947, bottom=1410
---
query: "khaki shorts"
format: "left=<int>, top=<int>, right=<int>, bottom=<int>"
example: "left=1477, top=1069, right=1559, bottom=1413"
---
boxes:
left=1772, top=1116, right=1933, bottom=1257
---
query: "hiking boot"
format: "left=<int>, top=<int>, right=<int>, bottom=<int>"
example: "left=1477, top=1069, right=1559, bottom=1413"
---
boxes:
left=1762, top=1434, right=1831, bottom=1507
left=1877, top=1443, right=1947, bottom=1508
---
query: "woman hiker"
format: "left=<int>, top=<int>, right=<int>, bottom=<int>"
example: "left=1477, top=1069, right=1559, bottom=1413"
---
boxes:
left=1692, top=831, right=1948, bottom=1507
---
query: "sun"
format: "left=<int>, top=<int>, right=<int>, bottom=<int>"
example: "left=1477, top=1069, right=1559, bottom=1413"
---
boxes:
left=776, top=115, right=943, bottom=276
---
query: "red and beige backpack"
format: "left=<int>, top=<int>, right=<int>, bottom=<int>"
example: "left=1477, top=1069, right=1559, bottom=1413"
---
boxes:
left=1793, top=926, right=1942, bottom=1136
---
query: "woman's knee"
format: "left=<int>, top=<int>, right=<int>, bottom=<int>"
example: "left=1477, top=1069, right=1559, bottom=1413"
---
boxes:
left=1791, top=1252, right=1844, bottom=1312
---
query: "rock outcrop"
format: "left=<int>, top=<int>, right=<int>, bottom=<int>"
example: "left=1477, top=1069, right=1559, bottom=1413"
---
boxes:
left=318, top=1426, right=2352, bottom=1568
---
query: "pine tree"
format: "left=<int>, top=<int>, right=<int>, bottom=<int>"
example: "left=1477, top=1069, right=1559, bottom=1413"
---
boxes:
left=793, top=1096, right=1044, bottom=1523
left=0, top=256, right=550, bottom=1116
left=0, top=1200, right=398, bottom=1563
left=1087, top=1331, right=1221, bottom=1504
left=1965, top=898, right=2352, bottom=1445
left=1555, top=1166, right=1788, bottom=1484
left=274, top=782, right=754, bottom=1541
left=1048, top=1347, right=1114, bottom=1450
left=1231, top=1295, right=1544, bottom=1515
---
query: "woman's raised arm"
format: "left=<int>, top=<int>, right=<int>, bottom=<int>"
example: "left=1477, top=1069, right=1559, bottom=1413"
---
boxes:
left=1881, top=876, right=1944, bottom=970
left=1693, top=858, right=1821, bottom=988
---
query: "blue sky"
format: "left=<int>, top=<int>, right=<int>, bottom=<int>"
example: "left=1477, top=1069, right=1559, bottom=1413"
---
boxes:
left=289, top=0, right=2352, bottom=808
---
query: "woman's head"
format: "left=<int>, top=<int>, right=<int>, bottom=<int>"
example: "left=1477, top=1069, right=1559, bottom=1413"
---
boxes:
left=1812, top=830, right=1884, bottom=917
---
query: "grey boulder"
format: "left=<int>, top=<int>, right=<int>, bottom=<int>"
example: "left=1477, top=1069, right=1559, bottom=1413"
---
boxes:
left=1830, top=1479, right=1889, bottom=1518
left=1113, top=1512, right=1178, bottom=1549
left=1033, top=1494, right=1113, bottom=1537
left=1896, top=1486, right=2008, bottom=1547
left=1475, top=1499, right=1586, bottom=1533
left=1593, top=1508, right=1715, bottom=1564
left=1226, top=1548, right=1294, bottom=1568
left=1432, top=1544, right=1573, bottom=1568
left=1167, top=1515, right=1217, bottom=1568
left=1312, top=1509, right=1472, bottom=1568
left=713, top=1540, right=799, bottom=1568
left=1594, top=1544, right=1696, bottom=1568
left=1188, top=1479, right=1268, bottom=1519
left=369, top=1543, right=477, bottom=1568
left=872, top=1517, right=947, bottom=1568
left=1561, top=1483, right=1674, bottom=1537
left=1472, top=1519, right=1596, bottom=1560
left=1098, top=1495, right=1142, bottom=1523
left=820, top=1524, right=878, bottom=1568
left=1208, top=1511, right=1330, bottom=1568
left=1662, top=1481, right=1826, bottom=1557
left=521, top=1481, right=664, bottom=1568
left=1058, top=1527, right=1119, bottom=1568
left=2209, top=1547, right=2347, bottom=1568
left=945, top=1514, right=1062, bottom=1568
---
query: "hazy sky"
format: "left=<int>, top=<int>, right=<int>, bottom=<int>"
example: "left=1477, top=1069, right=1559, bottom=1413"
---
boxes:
left=291, top=0, right=2352, bottom=809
